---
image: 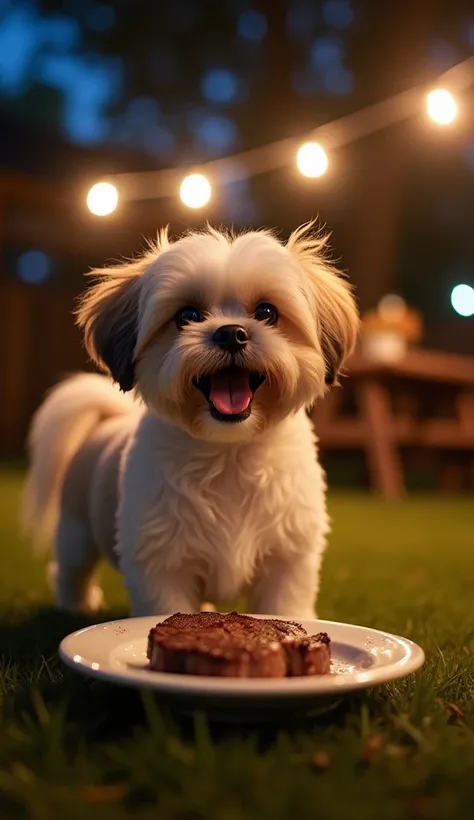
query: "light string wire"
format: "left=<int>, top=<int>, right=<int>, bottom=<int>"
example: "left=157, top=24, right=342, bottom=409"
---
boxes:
left=90, top=54, right=474, bottom=204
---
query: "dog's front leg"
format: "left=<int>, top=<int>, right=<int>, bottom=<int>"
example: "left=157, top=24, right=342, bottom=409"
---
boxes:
left=248, top=552, right=322, bottom=621
left=120, top=550, right=201, bottom=617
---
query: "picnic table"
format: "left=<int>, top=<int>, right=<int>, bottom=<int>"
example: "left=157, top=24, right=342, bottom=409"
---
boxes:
left=311, top=348, right=474, bottom=498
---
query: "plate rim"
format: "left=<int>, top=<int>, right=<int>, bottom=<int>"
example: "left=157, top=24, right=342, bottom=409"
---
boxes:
left=58, top=615, right=425, bottom=699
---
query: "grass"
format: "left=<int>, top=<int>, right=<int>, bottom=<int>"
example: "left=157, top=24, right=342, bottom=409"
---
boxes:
left=0, top=465, right=473, bottom=819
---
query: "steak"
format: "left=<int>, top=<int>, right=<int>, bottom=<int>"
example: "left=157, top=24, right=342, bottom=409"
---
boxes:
left=147, top=611, right=331, bottom=678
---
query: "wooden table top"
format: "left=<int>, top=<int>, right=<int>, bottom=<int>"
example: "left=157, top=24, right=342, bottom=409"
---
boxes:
left=344, top=348, right=474, bottom=387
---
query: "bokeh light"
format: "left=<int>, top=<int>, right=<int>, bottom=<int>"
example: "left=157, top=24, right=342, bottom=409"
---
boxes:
left=323, top=65, right=354, bottom=95
left=297, top=142, right=328, bottom=177
left=17, top=250, right=52, bottom=284
left=426, top=88, right=458, bottom=125
left=86, top=181, right=118, bottom=215
left=310, top=35, right=344, bottom=69
left=180, top=173, right=211, bottom=208
left=237, top=10, right=268, bottom=41
left=322, top=0, right=354, bottom=30
left=193, top=113, right=238, bottom=156
left=201, top=68, right=239, bottom=105
left=450, top=283, right=474, bottom=317
left=378, top=294, right=406, bottom=321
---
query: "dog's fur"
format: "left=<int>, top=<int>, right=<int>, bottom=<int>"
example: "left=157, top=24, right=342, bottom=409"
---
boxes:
left=23, top=224, right=358, bottom=618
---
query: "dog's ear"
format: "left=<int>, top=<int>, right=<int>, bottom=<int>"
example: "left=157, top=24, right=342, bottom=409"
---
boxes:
left=288, top=222, right=359, bottom=386
left=76, top=260, right=143, bottom=392
left=76, top=231, right=169, bottom=391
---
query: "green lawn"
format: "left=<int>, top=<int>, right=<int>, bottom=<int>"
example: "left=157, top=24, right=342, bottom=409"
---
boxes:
left=0, top=466, right=473, bottom=819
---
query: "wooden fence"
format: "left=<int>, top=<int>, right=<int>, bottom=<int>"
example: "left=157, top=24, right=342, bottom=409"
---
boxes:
left=0, top=281, right=88, bottom=457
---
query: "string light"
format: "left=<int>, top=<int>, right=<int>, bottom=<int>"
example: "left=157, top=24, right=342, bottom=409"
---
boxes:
left=426, top=88, right=458, bottom=125
left=85, top=54, right=474, bottom=214
left=179, top=173, right=212, bottom=208
left=451, top=284, right=474, bottom=317
left=86, top=182, right=118, bottom=216
left=296, top=142, right=328, bottom=178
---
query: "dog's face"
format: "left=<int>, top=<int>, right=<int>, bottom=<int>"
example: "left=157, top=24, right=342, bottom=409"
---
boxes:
left=77, top=225, right=358, bottom=441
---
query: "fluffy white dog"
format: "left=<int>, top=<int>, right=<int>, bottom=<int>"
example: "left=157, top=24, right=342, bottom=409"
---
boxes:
left=23, top=224, right=358, bottom=618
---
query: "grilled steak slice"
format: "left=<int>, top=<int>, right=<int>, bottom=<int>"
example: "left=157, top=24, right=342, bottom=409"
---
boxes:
left=147, top=612, right=331, bottom=678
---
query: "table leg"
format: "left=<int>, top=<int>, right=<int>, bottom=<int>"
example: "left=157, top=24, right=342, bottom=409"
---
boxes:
left=437, top=457, right=463, bottom=493
left=456, top=389, right=474, bottom=490
left=469, top=461, right=474, bottom=491
left=356, top=380, right=405, bottom=499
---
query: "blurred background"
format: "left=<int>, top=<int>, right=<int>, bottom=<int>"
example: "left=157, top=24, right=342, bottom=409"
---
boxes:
left=0, top=0, right=473, bottom=492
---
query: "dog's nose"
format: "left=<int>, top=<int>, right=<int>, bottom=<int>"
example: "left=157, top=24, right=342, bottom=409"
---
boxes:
left=212, top=324, right=249, bottom=354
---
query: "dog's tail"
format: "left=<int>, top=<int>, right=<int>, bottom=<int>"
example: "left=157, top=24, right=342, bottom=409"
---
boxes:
left=23, top=373, right=138, bottom=546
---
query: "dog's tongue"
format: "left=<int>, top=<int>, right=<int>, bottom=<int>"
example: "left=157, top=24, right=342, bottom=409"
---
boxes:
left=210, top=370, right=252, bottom=415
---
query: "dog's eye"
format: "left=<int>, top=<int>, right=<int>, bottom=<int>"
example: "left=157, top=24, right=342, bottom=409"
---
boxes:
left=254, top=303, right=278, bottom=325
left=175, top=306, right=204, bottom=329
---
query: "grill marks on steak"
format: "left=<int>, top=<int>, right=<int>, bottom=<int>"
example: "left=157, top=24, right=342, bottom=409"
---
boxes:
left=147, top=612, right=331, bottom=678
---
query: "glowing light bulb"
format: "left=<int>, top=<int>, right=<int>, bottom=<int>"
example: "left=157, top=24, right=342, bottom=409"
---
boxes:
left=86, top=182, right=118, bottom=216
left=451, top=284, right=474, bottom=317
left=180, top=173, right=211, bottom=208
left=426, top=89, right=458, bottom=125
left=297, top=142, right=328, bottom=178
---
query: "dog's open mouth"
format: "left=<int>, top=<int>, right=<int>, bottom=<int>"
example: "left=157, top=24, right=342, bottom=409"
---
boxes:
left=193, top=367, right=265, bottom=423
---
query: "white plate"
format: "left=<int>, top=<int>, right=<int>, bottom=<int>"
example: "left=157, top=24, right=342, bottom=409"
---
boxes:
left=59, top=616, right=425, bottom=719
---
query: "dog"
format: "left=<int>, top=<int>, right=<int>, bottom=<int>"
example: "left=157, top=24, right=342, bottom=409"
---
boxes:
left=23, top=224, right=358, bottom=618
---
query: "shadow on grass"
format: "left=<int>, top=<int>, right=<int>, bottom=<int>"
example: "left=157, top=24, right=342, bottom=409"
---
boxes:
left=0, top=606, right=148, bottom=739
left=0, top=606, right=369, bottom=746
